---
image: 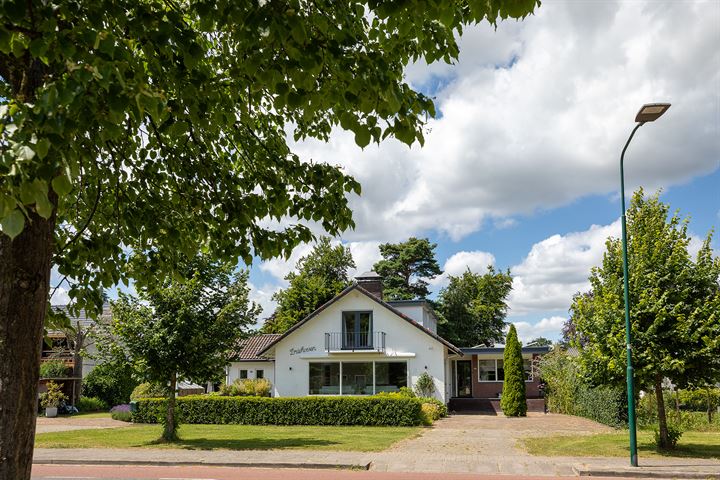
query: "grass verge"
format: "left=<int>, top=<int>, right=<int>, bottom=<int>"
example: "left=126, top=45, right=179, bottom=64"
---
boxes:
left=35, top=424, right=420, bottom=452
left=522, top=431, right=720, bottom=460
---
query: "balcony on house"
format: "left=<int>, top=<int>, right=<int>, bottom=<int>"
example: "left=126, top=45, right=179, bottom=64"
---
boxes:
left=325, top=331, right=386, bottom=353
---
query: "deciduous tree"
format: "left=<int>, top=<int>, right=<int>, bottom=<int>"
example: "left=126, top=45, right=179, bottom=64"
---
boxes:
left=262, top=237, right=355, bottom=333
left=0, top=1, right=540, bottom=476
left=437, top=267, right=512, bottom=347
left=102, top=257, right=260, bottom=441
left=570, top=189, right=720, bottom=448
left=373, top=237, right=442, bottom=300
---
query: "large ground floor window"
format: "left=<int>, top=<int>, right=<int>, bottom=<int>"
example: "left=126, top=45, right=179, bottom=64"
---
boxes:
left=478, top=357, right=533, bottom=382
left=309, top=361, right=407, bottom=395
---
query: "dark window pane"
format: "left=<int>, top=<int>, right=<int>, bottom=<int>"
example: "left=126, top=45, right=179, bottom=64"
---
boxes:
left=375, top=362, right=407, bottom=393
left=342, top=362, right=373, bottom=395
left=256, top=370, right=264, bottom=379
left=309, top=362, right=340, bottom=395
left=239, top=369, right=248, bottom=379
left=478, top=360, right=496, bottom=381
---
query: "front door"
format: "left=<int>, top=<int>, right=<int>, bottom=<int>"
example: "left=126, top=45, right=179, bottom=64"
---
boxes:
left=456, top=360, right=472, bottom=398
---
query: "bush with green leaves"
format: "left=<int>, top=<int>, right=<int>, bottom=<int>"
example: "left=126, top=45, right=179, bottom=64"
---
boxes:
left=655, top=423, right=683, bottom=450
left=421, top=403, right=440, bottom=425
left=500, top=325, right=527, bottom=417
left=574, top=384, right=626, bottom=428
left=40, top=381, right=67, bottom=409
left=39, top=360, right=69, bottom=379
left=82, top=362, right=139, bottom=407
left=679, top=388, right=720, bottom=413
left=130, top=382, right=167, bottom=400
left=414, top=372, right=435, bottom=398
left=76, top=396, right=109, bottom=412
left=218, top=378, right=272, bottom=397
left=133, top=396, right=424, bottom=426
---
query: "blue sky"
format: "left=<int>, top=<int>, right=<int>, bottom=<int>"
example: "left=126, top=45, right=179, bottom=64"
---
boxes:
left=245, top=0, right=720, bottom=343
left=51, top=1, right=719, bottom=344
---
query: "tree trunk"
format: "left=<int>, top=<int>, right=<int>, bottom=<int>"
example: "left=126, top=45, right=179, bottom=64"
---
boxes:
left=654, top=374, right=670, bottom=449
left=163, top=373, right=178, bottom=442
left=0, top=212, right=56, bottom=479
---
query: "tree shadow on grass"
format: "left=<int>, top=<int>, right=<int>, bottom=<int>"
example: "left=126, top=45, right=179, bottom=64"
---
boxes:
left=145, top=437, right=339, bottom=451
left=637, top=439, right=720, bottom=460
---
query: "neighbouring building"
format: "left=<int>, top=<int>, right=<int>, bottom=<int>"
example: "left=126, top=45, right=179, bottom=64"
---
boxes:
left=227, top=271, right=550, bottom=410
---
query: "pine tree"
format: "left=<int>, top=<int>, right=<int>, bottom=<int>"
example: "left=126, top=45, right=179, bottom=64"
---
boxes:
left=501, top=324, right=527, bottom=417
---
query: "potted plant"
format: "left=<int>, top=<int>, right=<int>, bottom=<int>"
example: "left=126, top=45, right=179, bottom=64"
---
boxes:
left=40, top=381, right=67, bottom=418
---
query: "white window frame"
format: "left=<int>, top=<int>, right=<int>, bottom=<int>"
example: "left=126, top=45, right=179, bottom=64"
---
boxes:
left=308, top=360, right=408, bottom=396
left=477, top=357, right=534, bottom=383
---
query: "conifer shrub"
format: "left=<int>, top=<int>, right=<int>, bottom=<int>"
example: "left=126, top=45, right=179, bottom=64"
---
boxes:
left=500, top=324, right=527, bottom=417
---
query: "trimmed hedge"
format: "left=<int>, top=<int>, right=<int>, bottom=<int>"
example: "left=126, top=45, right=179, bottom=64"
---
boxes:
left=575, top=384, right=626, bottom=428
left=133, top=395, right=424, bottom=426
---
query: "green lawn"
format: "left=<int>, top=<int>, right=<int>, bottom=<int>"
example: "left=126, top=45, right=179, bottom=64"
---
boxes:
left=522, top=431, right=720, bottom=460
left=35, top=424, right=421, bottom=452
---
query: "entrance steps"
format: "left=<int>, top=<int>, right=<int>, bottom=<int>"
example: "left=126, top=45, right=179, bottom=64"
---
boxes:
left=448, top=397, right=545, bottom=413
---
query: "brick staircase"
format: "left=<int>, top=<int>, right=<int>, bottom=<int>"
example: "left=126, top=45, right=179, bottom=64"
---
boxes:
left=448, top=397, right=545, bottom=413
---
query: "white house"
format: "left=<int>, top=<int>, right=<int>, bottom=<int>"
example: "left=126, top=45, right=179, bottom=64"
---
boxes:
left=227, top=272, right=462, bottom=403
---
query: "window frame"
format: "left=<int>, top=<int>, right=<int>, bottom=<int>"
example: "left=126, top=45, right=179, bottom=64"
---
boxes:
left=239, top=369, right=248, bottom=379
left=477, top=356, right=534, bottom=383
left=341, top=310, right=373, bottom=349
left=308, top=360, right=408, bottom=396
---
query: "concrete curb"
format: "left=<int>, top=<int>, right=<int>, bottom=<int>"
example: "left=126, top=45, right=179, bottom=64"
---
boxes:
left=33, top=459, right=371, bottom=471
left=574, top=465, right=720, bottom=479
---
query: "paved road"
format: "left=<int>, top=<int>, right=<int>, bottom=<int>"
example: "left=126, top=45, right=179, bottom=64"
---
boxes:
left=31, top=464, right=633, bottom=480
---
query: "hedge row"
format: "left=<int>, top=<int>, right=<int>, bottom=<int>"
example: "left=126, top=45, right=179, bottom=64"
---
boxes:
left=133, top=395, right=425, bottom=426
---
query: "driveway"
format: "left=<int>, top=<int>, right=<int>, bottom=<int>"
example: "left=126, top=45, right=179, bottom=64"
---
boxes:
left=369, top=412, right=720, bottom=476
left=35, top=415, right=128, bottom=434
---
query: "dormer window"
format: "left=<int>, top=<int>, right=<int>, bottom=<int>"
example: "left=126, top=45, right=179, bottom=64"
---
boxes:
left=342, top=311, right=372, bottom=349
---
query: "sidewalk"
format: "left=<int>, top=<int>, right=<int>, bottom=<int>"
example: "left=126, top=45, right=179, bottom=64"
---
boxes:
left=33, top=447, right=720, bottom=478
left=33, top=447, right=373, bottom=470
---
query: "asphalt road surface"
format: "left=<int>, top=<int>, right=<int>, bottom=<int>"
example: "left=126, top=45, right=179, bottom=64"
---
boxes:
left=31, top=464, right=634, bottom=480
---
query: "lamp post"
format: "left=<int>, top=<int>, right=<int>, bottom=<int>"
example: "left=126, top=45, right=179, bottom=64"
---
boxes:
left=619, top=102, right=671, bottom=467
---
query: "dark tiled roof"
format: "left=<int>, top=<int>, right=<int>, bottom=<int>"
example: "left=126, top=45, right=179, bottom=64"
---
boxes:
left=258, top=284, right=463, bottom=356
left=230, top=334, right=281, bottom=361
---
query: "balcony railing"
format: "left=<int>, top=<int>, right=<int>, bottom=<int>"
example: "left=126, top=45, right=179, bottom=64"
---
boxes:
left=325, top=331, right=386, bottom=353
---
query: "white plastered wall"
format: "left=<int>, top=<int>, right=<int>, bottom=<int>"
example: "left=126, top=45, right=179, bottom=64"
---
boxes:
left=227, top=361, right=275, bottom=387
left=270, top=289, right=449, bottom=402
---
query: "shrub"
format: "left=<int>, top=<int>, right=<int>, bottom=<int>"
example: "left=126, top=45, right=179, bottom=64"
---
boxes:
left=655, top=423, right=683, bottom=450
left=678, top=388, right=720, bottom=413
left=574, top=384, right=626, bottom=428
left=39, top=360, right=69, bottom=378
left=414, top=372, right=435, bottom=397
left=418, top=397, right=448, bottom=418
left=76, top=396, right=109, bottom=412
left=40, top=381, right=68, bottom=409
left=217, top=378, right=272, bottom=397
left=133, top=395, right=424, bottom=426
left=130, top=382, right=167, bottom=400
left=110, top=405, right=133, bottom=422
left=83, top=362, right=139, bottom=406
left=421, top=403, right=440, bottom=425
left=500, top=325, right=527, bottom=417
left=538, top=349, right=580, bottom=415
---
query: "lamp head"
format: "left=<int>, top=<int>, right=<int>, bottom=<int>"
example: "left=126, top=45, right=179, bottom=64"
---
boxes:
left=635, top=103, right=671, bottom=123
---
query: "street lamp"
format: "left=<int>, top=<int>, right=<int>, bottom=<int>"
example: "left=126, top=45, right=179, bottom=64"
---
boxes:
left=620, top=102, right=670, bottom=467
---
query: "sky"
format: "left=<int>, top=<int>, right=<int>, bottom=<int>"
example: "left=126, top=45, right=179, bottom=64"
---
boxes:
left=52, top=0, right=720, bottom=344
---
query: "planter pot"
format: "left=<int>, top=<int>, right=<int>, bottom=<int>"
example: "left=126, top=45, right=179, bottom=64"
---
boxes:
left=45, top=407, right=58, bottom=418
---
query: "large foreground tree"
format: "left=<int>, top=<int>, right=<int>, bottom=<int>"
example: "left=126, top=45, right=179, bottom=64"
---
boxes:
left=262, top=237, right=355, bottom=333
left=571, top=189, right=720, bottom=448
left=0, top=1, right=540, bottom=476
left=437, top=267, right=512, bottom=347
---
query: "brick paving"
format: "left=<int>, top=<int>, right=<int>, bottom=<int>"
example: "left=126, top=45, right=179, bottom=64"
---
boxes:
left=32, top=412, right=720, bottom=477
left=36, top=415, right=128, bottom=434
